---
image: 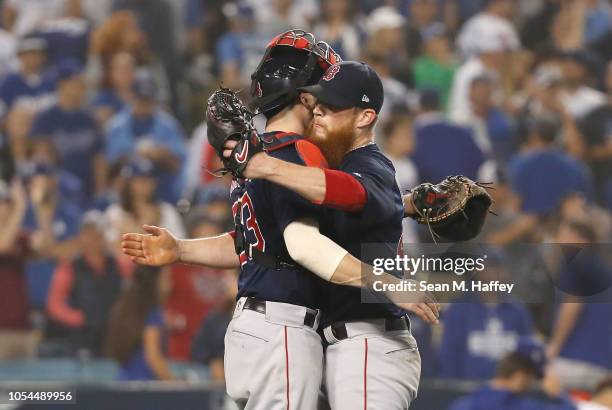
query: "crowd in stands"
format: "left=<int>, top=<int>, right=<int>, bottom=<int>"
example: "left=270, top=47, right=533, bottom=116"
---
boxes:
left=0, top=0, right=610, bottom=407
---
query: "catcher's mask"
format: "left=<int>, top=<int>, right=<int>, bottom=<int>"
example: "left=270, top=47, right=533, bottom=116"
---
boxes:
left=249, top=29, right=342, bottom=119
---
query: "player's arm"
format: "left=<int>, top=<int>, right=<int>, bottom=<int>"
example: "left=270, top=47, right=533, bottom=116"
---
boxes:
left=121, top=225, right=239, bottom=269
left=284, top=218, right=440, bottom=324
left=243, top=151, right=367, bottom=211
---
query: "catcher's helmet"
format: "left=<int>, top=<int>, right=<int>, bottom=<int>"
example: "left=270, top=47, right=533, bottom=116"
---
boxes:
left=250, top=29, right=342, bottom=118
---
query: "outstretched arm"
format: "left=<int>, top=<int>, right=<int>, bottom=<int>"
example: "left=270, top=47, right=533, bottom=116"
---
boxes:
left=284, top=218, right=440, bottom=324
left=121, top=225, right=239, bottom=269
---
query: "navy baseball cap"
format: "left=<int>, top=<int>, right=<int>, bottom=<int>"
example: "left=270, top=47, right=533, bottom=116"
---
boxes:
left=299, top=61, right=384, bottom=114
left=515, top=337, right=547, bottom=378
left=56, top=59, right=84, bottom=82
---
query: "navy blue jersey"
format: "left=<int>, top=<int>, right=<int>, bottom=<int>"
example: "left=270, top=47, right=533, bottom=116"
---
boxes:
left=231, top=132, right=328, bottom=309
left=319, top=144, right=405, bottom=326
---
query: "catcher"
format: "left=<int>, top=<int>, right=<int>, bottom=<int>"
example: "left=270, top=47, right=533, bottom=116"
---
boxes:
left=123, top=31, right=441, bottom=410
left=216, top=60, right=493, bottom=409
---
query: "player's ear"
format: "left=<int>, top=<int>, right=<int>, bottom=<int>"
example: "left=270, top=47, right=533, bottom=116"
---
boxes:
left=299, top=92, right=316, bottom=111
left=356, top=108, right=377, bottom=129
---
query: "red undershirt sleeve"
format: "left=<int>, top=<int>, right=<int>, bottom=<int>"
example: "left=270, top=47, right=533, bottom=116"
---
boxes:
left=320, top=169, right=367, bottom=212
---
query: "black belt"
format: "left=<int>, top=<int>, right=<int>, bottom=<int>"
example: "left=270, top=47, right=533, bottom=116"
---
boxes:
left=329, top=317, right=411, bottom=341
left=242, top=297, right=317, bottom=328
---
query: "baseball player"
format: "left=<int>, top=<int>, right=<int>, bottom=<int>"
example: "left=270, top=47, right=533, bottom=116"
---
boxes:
left=225, top=61, right=424, bottom=409
left=121, top=30, right=439, bottom=410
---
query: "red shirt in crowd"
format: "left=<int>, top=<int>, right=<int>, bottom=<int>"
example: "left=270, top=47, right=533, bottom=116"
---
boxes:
left=165, top=264, right=228, bottom=361
left=0, top=233, right=31, bottom=329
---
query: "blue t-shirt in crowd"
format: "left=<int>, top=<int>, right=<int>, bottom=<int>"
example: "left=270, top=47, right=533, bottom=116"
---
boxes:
left=438, top=296, right=534, bottom=379
left=509, top=149, right=593, bottom=215
left=31, top=105, right=103, bottom=201
left=449, top=385, right=577, bottom=410
left=105, top=109, right=187, bottom=203
left=486, top=108, right=516, bottom=164
left=412, top=116, right=485, bottom=183
left=216, top=31, right=270, bottom=83
left=0, top=71, right=56, bottom=118
left=91, top=89, right=125, bottom=115
left=22, top=199, right=82, bottom=308
left=33, top=18, right=91, bottom=66
left=118, top=308, right=164, bottom=381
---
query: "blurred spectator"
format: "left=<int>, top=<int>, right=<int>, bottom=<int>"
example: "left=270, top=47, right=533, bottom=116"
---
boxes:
left=2, top=107, right=34, bottom=173
left=365, top=6, right=412, bottom=87
left=0, top=179, right=56, bottom=359
left=456, top=0, right=520, bottom=60
left=411, top=89, right=485, bottom=183
left=166, top=211, right=231, bottom=361
left=558, top=51, right=607, bottom=121
left=105, top=71, right=187, bottom=204
left=80, top=0, right=113, bottom=26
left=448, top=337, right=576, bottom=410
left=0, top=34, right=56, bottom=120
left=30, top=60, right=106, bottom=203
left=88, top=11, right=170, bottom=105
left=577, top=376, right=612, bottom=410
left=2, top=0, right=68, bottom=36
left=313, top=0, right=363, bottom=61
left=363, top=51, right=414, bottom=121
left=46, top=210, right=125, bottom=357
left=378, top=118, right=419, bottom=241
left=246, top=0, right=319, bottom=33
left=509, top=114, right=593, bottom=217
left=403, top=0, right=441, bottom=58
left=450, top=1, right=519, bottom=125
left=104, top=158, right=186, bottom=251
left=106, top=265, right=176, bottom=381
left=192, top=271, right=237, bottom=382
left=182, top=122, right=229, bottom=201
left=216, top=2, right=269, bottom=89
left=91, top=52, right=135, bottom=127
left=411, top=22, right=457, bottom=111
left=31, top=1, right=91, bottom=68
left=547, top=218, right=612, bottom=390
left=20, top=162, right=82, bottom=308
left=380, top=115, right=417, bottom=193
left=0, top=25, right=17, bottom=79
left=468, top=74, right=515, bottom=160
left=552, top=0, right=612, bottom=51
left=438, top=255, right=534, bottom=380
left=112, top=0, right=181, bottom=115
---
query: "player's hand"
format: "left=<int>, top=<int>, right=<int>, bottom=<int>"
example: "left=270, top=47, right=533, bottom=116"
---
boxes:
left=223, top=139, right=270, bottom=179
left=398, top=291, right=441, bottom=325
left=121, top=225, right=180, bottom=266
left=400, top=302, right=441, bottom=325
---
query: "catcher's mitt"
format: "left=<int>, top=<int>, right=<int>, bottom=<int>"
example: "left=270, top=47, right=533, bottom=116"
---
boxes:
left=206, top=87, right=263, bottom=179
left=408, top=175, right=494, bottom=242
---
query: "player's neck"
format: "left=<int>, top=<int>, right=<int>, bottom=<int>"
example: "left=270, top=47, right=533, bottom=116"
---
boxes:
left=348, top=130, right=375, bottom=152
left=265, top=113, right=305, bottom=135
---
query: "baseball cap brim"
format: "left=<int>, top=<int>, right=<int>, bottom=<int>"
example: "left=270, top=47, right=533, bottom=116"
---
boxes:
left=299, top=84, right=355, bottom=110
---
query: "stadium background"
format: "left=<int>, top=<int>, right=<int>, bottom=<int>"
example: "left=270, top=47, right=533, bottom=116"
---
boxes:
left=0, top=0, right=611, bottom=408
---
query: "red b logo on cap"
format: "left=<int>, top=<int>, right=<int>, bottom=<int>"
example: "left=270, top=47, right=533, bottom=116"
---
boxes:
left=323, top=64, right=340, bottom=82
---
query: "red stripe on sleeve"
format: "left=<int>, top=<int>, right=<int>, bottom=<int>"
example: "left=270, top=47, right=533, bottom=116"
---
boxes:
left=364, top=338, right=368, bottom=410
left=322, top=169, right=367, bottom=212
left=285, top=326, right=290, bottom=410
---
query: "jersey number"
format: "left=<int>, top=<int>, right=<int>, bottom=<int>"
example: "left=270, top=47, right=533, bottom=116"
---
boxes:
left=232, top=192, right=265, bottom=259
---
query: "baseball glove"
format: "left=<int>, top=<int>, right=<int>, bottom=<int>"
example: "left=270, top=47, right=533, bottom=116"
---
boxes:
left=408, top=175, right=494, bottom=242
left=206, top=87, right=263, bottom=179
